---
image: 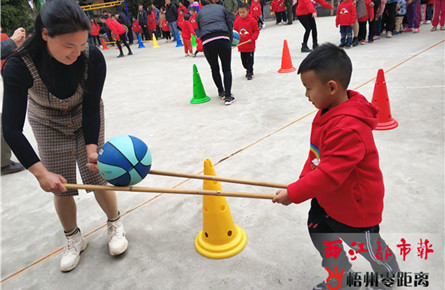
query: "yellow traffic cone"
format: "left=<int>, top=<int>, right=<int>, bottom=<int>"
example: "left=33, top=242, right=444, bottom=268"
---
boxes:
left=194, top=159, right=247, bottom=259
left=152, top=33, right=159, bottom=48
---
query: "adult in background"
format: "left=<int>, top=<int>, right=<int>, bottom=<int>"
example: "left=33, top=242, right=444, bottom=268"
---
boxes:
left=189, top=0, right=201, bottom=12
left=1, top=27, right=26, bottom=176
left=166, top=0, right=179, bottom=41
left=114, top=12, right=134, bottom=44
left=152, top=4, right=161, bottom=38
left=102, top=10, right=114, bottom=43
left=296, top=0, right=335, bottom=52
left=197, top=0, right=235, bottom=105
left=2, top=0, right=128, bottom=272
left=100, top=15, right=133, bottom=57
left=138, top=4, right=151, bottom=40
left=89, top=18, right=101, bottom=47
left=224, top=0, right=239, bottom=23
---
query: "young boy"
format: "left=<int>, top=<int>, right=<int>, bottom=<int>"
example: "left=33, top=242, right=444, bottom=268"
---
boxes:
left=189, top=8, right=200, bottom=37
left=336, top=0, right=357, bottom=48
left=181, top=14, right=197, bottom=56
left=250, top=0, right=265, bottom=29
left=271, top=0, right=287, bottom=24
left=273, top=44, right=399, bottom=290
left=234, top=3, right=260, bottom=80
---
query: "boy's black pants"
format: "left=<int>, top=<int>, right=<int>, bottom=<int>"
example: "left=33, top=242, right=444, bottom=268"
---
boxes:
left=240, top=52, right=254, bottom=74
left=308, top=198, right=400, bottom=282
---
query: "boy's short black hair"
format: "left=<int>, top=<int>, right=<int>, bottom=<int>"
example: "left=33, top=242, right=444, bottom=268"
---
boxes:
left=184, top=13, right=191, bottom=20
left=239, top=2, right=249, bottom=9
left=190, top=7, right=197, bottom=12
left=100, top=15, right=108, bottom=20
left=298, top=43, right=352, bottom=89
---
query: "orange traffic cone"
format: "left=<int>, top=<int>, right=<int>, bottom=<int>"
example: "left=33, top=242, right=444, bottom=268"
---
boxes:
left=195, top=159, right=247, bottom=259
left=371, top=69, right=398, bottom=130
left=101, top=37, right=108, bottom=50
left=278, top=40, right=296, bottom=73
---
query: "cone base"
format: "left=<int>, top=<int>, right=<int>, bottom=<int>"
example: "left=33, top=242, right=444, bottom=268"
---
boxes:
left=190, top=96, right=211, bottom=104
left=138, top=45, right=145, bottom=48
left=278, top=67, right=296, bottom=73
left=375, top=119, right=398, bottom=130
left=195, top=225, right=247, bottom=259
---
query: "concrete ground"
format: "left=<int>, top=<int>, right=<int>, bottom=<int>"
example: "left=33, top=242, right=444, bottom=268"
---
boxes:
left=0, top=16, right=444, bottom=290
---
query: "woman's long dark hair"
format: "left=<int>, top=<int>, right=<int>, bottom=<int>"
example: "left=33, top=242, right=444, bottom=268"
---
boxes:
left=6, top=0, right=91, bottom=95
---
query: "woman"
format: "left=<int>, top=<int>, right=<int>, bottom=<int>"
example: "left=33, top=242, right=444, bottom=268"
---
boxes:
left=197, top=0, right=235, bottom=105
left=90, top=18, right=101, bottom=47
left=100, top=15, right=133, bottom=58
left=2, top=0, right=128, bottom=272
left=296, top=0, right=335, bottom=52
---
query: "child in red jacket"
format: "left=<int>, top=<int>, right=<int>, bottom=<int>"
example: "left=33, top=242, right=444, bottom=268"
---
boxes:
left=193, top=37, right=203, bottom=57
left=162, top=18, right=171, bottom=42
left=132, top=17, right=143, bottom=36
left=100, top=15, right=132, bottom=57
left=250, top=0, right=264, bottom=29
left=181, top=14, right=197, bottom=56
left=273, top=43, right=400, bottom=289
left=234, top=3, right=260, bottom=80
left=189, top=8, right=200, bottom=37
left=270, top=0, right=287, bottom=24
left=336, top=0, right=357, bottom=48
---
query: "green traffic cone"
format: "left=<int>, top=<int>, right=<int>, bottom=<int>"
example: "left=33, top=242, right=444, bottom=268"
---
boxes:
left=191, top=34, right=197, bottom=48
left=190, top=64, right=211, bottom=104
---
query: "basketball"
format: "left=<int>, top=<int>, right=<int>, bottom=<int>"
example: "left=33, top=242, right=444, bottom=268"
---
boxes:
left=97, top=135, right=152, bottom=186
left=232, top=30, right=240, bottom=46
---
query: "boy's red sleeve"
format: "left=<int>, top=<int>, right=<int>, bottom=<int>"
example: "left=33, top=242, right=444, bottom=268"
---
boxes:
left=316, top=0, right=334, bottom=10
left=287, top=128, right=366, bottom=204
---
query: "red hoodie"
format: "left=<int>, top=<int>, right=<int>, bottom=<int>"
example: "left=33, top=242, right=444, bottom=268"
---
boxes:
left=250, top=1, right=262, bottom=20
left=133, top=20, right=142, bottom=34
left=297, top=0, right=333, bottom=16
left=181, top=21, right=197, bottom=39
left=106, top=18, right=126, bottom=40
left=271, top=0, right=286, bottom=12
left=336, top=0, right=357, bottom=26
left=91, top=23, right=100, bottom=36
left=287, top=91, right=384, bottom=228
left=190, top=14, right=199, bottom=30
left=148, top=10, right=157, bottom=31
left=162, top=19, right=170, bottom=31
left=233, top=15, right=260, bottom=52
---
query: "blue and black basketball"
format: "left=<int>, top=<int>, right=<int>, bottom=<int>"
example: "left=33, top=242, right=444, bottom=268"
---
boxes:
left=97, top=135, right=152, bottom=186
left=232, top=30, right=240, bottom=46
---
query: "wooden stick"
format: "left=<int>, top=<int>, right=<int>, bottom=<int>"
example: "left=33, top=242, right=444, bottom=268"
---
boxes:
left=64, top=184, right=275, bottom=200
left=232, top=40, right=250, bottom=49
left=149, top=169, right=287, bottom=189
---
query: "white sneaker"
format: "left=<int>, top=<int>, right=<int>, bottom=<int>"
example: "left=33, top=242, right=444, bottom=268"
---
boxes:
left=107, top=218, right=128, bottom=256
left=60, top=229, right=88, bottom=272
